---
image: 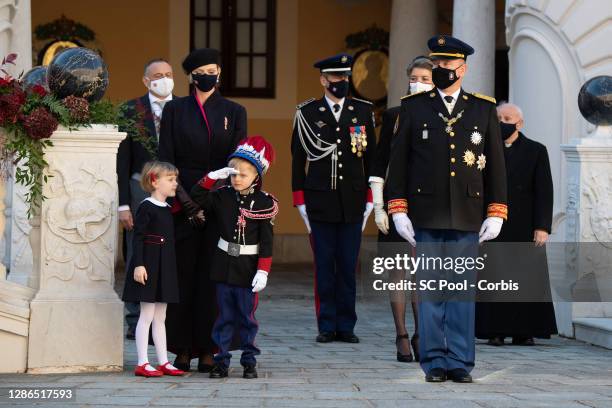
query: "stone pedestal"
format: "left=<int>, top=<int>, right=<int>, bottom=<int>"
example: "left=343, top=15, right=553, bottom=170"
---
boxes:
left=560, top=136, right=612, bottom=348
left=27, top=125, right=126, bottom=373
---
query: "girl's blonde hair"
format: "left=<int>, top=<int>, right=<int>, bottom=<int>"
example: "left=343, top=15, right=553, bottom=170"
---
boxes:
left=140, top=161, right=179, bottom=193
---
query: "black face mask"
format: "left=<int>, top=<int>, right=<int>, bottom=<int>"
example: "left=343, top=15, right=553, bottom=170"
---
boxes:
left=500, top=121, right=518, bottom=140
left=326, top=79, right=349, bottom=99
left=432, top=65, right=461, bottom=90
left=192, top=73, right=218, bottom=92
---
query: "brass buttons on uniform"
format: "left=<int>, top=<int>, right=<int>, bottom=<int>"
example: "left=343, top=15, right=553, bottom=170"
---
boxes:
left=338, top=151, right=342, bottom=156
left=337, top=139, right=341, bottom=143
left=450, top=171, right=456, bottom=177
left=476, top=192, right=480, bottom=196
left=339, top=175, right=343, bottom=180
left=417, top=188, right=421, bottom=192
left=450, top=131, right=455, bottom=137
left=451, top=157, right=456, bottom=163
left=450, top=144, right=456, bottom=149
left=338, top=163, right=343, bottom=168
left=336, top=127, right=340, bottom=132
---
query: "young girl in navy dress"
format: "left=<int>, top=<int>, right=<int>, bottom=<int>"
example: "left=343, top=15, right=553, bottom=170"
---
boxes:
left=122, top=161, right=186, bottom=377
left=191, top=136, right=278, bottom=379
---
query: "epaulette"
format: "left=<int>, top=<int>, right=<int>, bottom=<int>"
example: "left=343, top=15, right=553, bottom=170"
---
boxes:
left=296, top=98, right=315, bottom=109
left=261, top=190, right=279, bottom=202
left=400, top=91, right=425, bottom=100
left=472, top=92, right=496, bottom=104
left=352, top=97, right=373, bottom=105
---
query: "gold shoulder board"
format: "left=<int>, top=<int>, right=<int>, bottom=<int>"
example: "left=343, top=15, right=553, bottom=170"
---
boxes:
left=400, top=91, right=425, bottom=100
left=472, top=93, right=496, bottom=104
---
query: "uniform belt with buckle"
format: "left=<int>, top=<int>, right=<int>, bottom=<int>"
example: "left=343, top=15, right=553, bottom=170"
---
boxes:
left=217, top=238, right=259, bottom=257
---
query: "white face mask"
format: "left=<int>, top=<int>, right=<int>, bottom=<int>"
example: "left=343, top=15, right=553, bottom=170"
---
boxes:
left=409, top=81, right=434, bottom=95
left=148, top=77, right=174, bottom=97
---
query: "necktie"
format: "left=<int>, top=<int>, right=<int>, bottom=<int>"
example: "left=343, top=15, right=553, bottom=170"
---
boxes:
left=153, top=100, right=167, bottom=139
left=333, top=103, right=340, bottom=113
left=444, top=95, right=454, bottom=104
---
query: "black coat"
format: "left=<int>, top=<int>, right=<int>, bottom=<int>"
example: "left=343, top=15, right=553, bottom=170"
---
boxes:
left=387, top=89, right=508, bottom=232
left=476, top=133, right=556, bottom=339
left=291, top=97, right=377, bottom=223
left=122, top=199, right=179, bottom=303
left=191, top=182, right=276, bottom=288
left=497, top=133, right=553, bottom=240
left=159, top=90, right=247, bottom=191
left=117, top=94, right=158, bottom=207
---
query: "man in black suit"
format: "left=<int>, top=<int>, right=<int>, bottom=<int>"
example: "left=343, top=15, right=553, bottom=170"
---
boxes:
left=291, top=53, right=376, bottom=344
left=117, top=58, right=175, bottom=339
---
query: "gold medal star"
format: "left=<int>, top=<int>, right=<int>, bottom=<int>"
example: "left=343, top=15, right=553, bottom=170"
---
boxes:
left=477, top=153, right=486, bottom=170
left=463, top=150, right=476, bottom=167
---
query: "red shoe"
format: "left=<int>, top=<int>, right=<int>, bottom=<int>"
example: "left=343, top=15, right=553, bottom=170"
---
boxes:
left=135, top=363, right=163, bottom=377
left=157, top=362, right=185, bottom=376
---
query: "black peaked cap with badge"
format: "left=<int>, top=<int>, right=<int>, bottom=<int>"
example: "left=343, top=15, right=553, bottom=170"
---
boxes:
left=313, top=53, right=353, bottom=75
left=428, top=35, right=474, bottom=60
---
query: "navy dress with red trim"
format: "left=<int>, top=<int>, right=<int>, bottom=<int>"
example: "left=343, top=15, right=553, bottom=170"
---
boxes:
left=122, top=197, right=179, bottom=303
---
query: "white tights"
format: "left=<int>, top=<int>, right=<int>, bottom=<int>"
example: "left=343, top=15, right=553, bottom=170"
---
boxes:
left=136, top=302, right=177, bottom=370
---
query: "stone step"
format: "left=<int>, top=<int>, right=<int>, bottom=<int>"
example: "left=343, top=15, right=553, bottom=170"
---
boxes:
left=574, top=317, right=612, bottom=349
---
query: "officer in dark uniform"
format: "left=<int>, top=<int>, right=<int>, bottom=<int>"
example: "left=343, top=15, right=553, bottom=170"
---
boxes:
left=291, top=53, right=376, bottom=343
left=386, top=36, right=507, bottom=383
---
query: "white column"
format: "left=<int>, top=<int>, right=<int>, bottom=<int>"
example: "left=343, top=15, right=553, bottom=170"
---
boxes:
left=452, top=0, right=495, bottom=96
left=387, top=0, right=437, bottom=107
left=5, top=0, right=33, bottom=286
left=27, top=125, right=126, bottom=373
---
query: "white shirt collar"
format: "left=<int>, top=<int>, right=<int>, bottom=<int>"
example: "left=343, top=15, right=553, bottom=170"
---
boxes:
left=437, top=87, right=461, bottom=103
left=324, top=95, right=345, bottom=121
left=148, top=92, right=172, bottom=106
left=144, top=196, right=170, bottom=207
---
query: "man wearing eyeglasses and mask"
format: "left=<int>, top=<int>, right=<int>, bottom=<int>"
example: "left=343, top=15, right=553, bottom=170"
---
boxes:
left=117, top=58, right=176, bottom=339
left=386, top=36, right=507, bottom=383
left=291, top=53, right=376, bottom=345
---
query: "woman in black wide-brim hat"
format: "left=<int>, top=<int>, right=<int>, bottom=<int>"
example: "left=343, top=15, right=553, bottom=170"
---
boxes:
left=158, top=47, right=247, bottom=372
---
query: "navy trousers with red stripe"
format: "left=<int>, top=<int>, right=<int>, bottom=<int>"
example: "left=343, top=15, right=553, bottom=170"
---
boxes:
left=310, top=221, right=362, bottom=334
left=212, top=283, right=260, bottom=368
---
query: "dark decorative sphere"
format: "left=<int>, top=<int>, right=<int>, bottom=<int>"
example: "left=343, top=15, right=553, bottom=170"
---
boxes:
left=578, top=75, right=612, bottom=126
left=22, top=66, right=49, bottom=92
left=47, top=47, right=109, bottom=102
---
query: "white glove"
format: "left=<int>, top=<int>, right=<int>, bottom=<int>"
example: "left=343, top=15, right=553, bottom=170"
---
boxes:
left=479, top=216, right=503, bottom=243
left=362, top=202, right=374, bottom=231
left=296, top=204, right=311, bottom=233
left=208, top=167, right=239, bottom=180
left=369, top=178, right=388, bottom=234
left=392, top=213, right=416, bottom=247
left=251, top=270, right=268, bottom=292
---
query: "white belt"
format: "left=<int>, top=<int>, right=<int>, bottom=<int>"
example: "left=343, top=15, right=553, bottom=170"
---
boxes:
left=217, top=238, right=259, bottom=257
left=131, top=172, right=141, bottom=181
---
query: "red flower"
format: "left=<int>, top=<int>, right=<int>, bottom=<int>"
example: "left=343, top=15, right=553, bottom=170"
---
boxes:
left=0, top=87, right=25, bottom=125
left=22, top=107, right=58, bottom=140
left=31, top=84, right=47, bottom=97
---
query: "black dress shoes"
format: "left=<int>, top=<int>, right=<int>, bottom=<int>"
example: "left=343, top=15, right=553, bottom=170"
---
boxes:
left=487, top=336, right=505, bottom=346
left=512, top=337, right=535, bottom=346
left=336, top=332, right=359, bottom=343
left=316, top=332, right=335, bottom=343
left=447, top=368, right=473, bottom=383
left=209, top=364, right=228, bottom=378
left=173, top=358, right=191, bottom=372
left=425, top=367, right=446, bottom=382
left=198, top=363, right=213, bottom=373
left=125, top=326, right=135, bottom=340
left=243, top=364, right=258, bottom=379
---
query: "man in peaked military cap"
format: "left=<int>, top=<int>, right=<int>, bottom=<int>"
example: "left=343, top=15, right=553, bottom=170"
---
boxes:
left=291, top=53, right=377, bottom=344
left=386, top=35, right=507, bottom=383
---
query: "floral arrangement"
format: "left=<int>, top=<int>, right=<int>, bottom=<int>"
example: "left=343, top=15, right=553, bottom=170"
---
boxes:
left=0, top=54, right=146, bottom=217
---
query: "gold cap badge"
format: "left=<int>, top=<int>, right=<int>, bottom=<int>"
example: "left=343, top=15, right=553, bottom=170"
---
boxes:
left=438, top=36, right=445, bottom=45
left=341, top=56, right=347, bottom=63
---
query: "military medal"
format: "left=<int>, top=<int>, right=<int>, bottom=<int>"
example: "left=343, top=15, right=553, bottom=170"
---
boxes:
left=470, top=131, right=482, bottom=145
left=477, top=154, right=486, bottom=170
left=463, top=150, right=476, bottom=167
left=349, top=125, right=367, bottom=157
left=438, top=110, right=464, bottom=135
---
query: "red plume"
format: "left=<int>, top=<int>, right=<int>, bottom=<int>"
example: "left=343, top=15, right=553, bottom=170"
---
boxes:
left=240, top=135, right=276, bottom=166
